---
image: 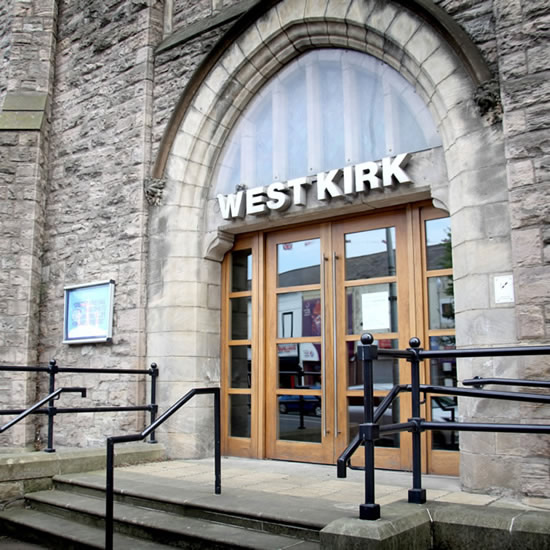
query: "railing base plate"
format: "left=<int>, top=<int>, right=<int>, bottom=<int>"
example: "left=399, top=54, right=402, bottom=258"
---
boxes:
left=408, top=488, right=426, bottom=504
left=359, top=503, right=381, bottom=520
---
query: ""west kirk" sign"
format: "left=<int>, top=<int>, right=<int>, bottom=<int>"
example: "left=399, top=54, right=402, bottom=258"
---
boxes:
left=217, top=153, right=413, bottom=220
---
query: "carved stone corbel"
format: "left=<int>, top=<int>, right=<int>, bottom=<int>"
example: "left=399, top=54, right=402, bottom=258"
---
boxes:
left=474, top=78, right=502, bottom=124
left=203, top=230, right=235, bottom=262
left=144, top=177, right=167, bottom=206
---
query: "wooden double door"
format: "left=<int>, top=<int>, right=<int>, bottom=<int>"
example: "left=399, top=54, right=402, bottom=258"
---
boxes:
left=222, top=204, right=457, bottom=475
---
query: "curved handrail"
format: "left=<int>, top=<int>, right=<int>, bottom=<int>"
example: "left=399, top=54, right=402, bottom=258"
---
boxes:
left=0, top=387, right=87, bottom=434
left=105, top=387, right=220, bottom=550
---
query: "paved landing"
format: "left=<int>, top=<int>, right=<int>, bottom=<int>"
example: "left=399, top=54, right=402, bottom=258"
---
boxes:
left=115, top=456, right=550, bottom=515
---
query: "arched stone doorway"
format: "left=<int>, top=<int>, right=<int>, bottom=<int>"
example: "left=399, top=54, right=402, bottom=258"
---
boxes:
left=147, top=0, right=510, bottom=488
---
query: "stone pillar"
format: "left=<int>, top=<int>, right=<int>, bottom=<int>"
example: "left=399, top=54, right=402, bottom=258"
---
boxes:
left=0, top=0, right=58, bottom=448
left=494, top=0, right=550, bottom=497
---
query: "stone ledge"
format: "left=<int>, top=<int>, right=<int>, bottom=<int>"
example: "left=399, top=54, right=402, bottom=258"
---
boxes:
left=0, top=111, right=44, bottom=131
left=0, top=444, right=164, bottom=502
left=320, top=500, right=550, bottom=549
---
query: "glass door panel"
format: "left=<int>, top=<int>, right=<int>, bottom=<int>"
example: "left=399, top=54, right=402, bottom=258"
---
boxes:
left=422, top=212, right=458, bottom=474
left=266, top=227, right=331, bottom=463
left=333, top=212, right=412, bottom=470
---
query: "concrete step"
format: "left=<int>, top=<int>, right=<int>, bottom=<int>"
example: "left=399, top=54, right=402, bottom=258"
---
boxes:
left=25, top=489, right=319, bottom=549
left=51, top=470, right=335, bottom=538
left=0, top=506, right=169, bottom=550
left=0, top=473, right=321, bottom=550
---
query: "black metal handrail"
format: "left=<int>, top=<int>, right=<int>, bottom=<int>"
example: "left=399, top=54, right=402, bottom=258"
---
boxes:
left=337, top=333, right=550, bottom=520
left=0, top=387, right=87, bottom=434
left=0, top=360, right=159, bottom=451
left=105, top=386, right=221, bottom=550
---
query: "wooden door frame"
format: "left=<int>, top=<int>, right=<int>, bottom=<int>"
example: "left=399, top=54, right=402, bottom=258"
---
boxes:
left=220, top=203, right=458, bottom=476
left=264, top=224, right=334, bottom=463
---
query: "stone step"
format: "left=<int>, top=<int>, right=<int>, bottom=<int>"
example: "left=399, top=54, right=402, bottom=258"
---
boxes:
left=52, top=470, right=333, bottom=539
left=0, top=506, right=168, bottom=550
left=24, top=489, right=319, bottom=549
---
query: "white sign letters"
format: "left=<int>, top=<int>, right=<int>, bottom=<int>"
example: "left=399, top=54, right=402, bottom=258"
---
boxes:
left=217, top=153, right=412, bottom=220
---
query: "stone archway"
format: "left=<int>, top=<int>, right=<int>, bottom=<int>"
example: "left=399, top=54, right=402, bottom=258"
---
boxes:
left=148, top=1, right=512, bottom=493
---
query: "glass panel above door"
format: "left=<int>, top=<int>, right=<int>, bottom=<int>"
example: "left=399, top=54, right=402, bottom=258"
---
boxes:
left=215, top=49, right=441, bottom=193
left=345, top=227, right=396, bottom=280
left=277, top=238, right=321, bottom=287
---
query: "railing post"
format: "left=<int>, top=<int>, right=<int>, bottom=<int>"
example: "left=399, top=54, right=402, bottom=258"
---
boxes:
left=149, top=363, right=158, bottom=444
left=408, top=337, right=426, bottom=504
left=44, top=359, right=58, bottom=453
left=214, top=387, right=221, bottom=495
left=105, top=437, right=115, bottom=550
left=358, top=333, right=380, bottom=520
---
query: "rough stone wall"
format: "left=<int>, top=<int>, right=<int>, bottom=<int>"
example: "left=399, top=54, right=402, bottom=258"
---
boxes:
left=0, top=0, right=13, bottom=108
left=493, top=0, right=550, bottom=496
left=434, top=0, right=498, bottom=72
left=34, top=0, right=164, bottom=448
left=0, top=0, right=57, bottom=448
left=152, top=25, right=230, bottom=162
left=433, top=0, right=550, bottom=497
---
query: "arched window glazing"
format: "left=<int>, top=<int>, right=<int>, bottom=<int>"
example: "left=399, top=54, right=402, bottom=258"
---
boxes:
left=215, top=49, right=441, bottom=194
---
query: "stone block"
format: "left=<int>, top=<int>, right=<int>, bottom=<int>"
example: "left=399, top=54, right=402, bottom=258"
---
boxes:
left=453, top=273, right=490, bottom=313
left=236, top=24, right=263, bottom=60
left=2, top=92, right=47, bottom=112
left=511, top=511, right=550, bottom=548
left=516, top=265, right=550, bottom=303
left=276, top=0, right=306, bottom=28
left=455, top=307, right=516, bottom=346
left=511, top=227, right=542, bottom=267
left=510, top=184, right=550, bottom=229
left=346, top=0, right=374, bottom=25
left=325, top=0, right=352, bottom=20
left=346, top=22, right=368, bottom=52
left=430, top=502, right=520, bottom=550
left=460, top=453, right=521, bottom=493
left=304, top=0, right=328, bottom=20
left=366, top=2, right=398, bottom=36
left=450, top=206, right=486, bottom=245
left=453, top=237, right=512, bottom=280
left=326, top=21, right=349, bottom=48
left=255, top=5, right=283, bottom=44
left=483, top=202, right=511, bottom=239
left=406, top=25, right=440, bottom=66
left=307, top=20, right=330, bottom=47
left=0, top=480, right=23, bottom=501
left=0, top=111, right=44, bottom=130
left=320, top=503, right=431, bottom=550
left=506, top=158, right=535, bottom=190
left=386, top=11, right=420, bottom=48
left=437, top=71, right=475, bottom=113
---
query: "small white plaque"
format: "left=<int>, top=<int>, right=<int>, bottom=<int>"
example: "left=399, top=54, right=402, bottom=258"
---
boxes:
left=494, top=275, right=514, bottom=304
left=362, top=290, right=390, bottom=332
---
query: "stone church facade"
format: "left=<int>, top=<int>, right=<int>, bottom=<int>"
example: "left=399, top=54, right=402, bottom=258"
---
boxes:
left=1, top=0, right=549, bottom=498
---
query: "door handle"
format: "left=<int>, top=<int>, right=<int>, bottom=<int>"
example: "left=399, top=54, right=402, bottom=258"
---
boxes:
left=333, top=252, right=340, bottom=435
left=321, top=254, right=328, bottom=436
